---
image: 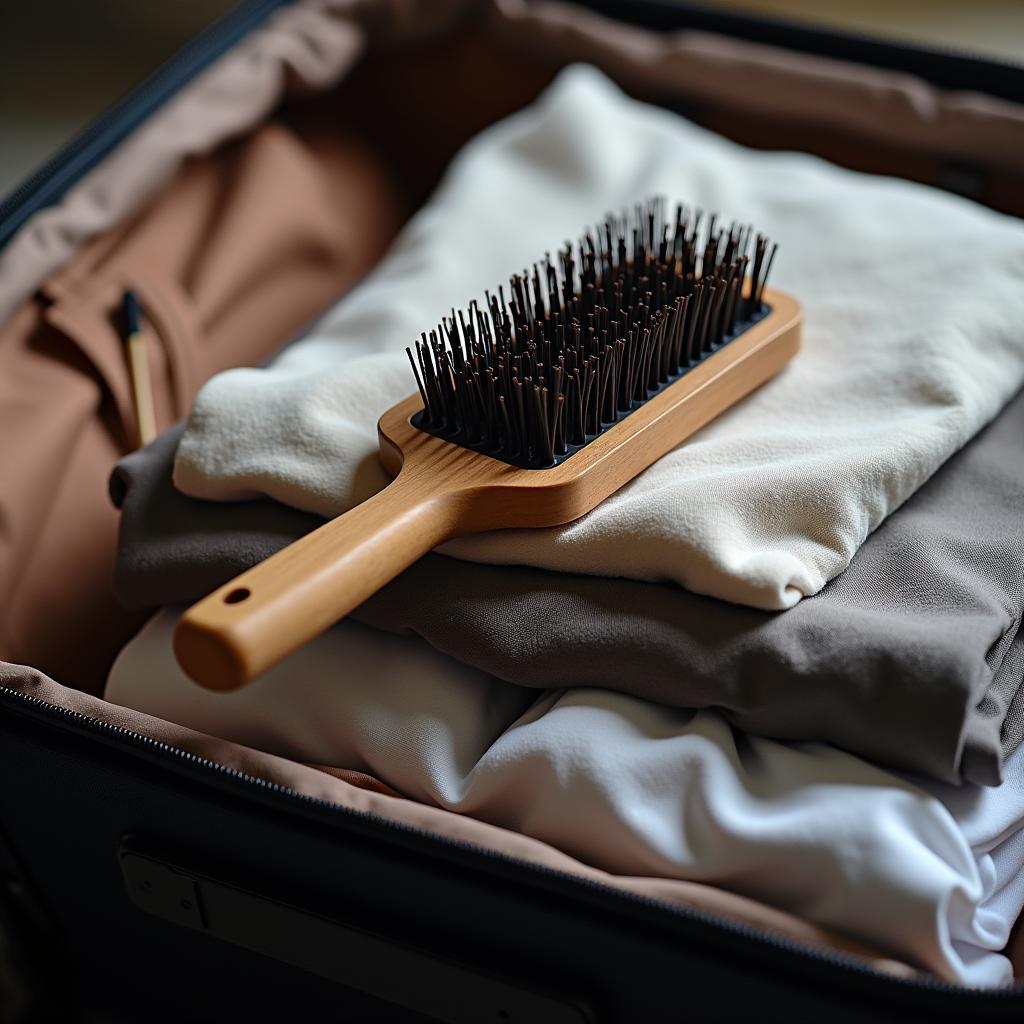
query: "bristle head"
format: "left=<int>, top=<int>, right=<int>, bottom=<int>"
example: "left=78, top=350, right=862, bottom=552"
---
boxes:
left=409, top=196, right=776, bottom=469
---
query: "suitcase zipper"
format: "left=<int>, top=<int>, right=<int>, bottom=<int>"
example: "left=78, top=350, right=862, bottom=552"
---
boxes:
left=1, top=683, right=1020, bottom=1002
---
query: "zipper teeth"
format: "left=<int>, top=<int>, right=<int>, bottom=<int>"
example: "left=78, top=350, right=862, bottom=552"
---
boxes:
left=4, top=684, right=1019, bottom=999
left=0, top=0, right=289, bottom=249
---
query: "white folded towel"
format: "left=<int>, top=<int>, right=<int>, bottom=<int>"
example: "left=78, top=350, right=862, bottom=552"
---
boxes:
left=106, top=609, right=1024, bottom=986
left=174, top=65, right=1024, bottom=610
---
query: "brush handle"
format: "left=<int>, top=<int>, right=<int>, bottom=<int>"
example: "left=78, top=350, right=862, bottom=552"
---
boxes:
left=173, top=469, right=462, bottom=690
left=175, top=284, right=802, bottom=692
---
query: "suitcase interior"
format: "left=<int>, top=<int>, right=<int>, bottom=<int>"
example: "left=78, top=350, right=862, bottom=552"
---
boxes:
left=2, top=2, right=1024, bottom=1020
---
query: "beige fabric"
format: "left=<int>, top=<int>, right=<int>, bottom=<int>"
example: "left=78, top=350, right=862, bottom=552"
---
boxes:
left=3, top=0, right=1024, bottom=326
left=0, top=659, right=916, bottom=979
left=173, top=65, right=1024, bottom=618
left=0, top=123, right=404, bottom=690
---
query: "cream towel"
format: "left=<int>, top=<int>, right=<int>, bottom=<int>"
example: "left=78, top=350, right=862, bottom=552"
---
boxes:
left=174, top=65, right=1024, bottom=609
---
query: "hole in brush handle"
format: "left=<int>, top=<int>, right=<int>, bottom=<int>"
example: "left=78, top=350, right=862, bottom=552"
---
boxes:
left=224, top=587, right=251, bottom=604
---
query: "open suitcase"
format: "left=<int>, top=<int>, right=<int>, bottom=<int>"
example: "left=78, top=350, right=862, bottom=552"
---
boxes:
left=2, top=1, right=1024, bottom=1020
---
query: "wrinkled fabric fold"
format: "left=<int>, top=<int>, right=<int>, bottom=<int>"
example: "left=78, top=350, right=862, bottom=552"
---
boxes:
left=103, top=608, right=1024, bottom=986
left=0, top=658, right=916, bottom=979
left=0, top=121, right=405, bottom=691
left=111, top=380, right=1024, bottom=784
left=172, top=66, right=1024, bottom=614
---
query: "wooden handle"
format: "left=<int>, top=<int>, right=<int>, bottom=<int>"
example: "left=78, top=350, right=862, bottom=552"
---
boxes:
left=175, top=286, right=802, bottom=692
left=173, top=469, right=463, bottom=690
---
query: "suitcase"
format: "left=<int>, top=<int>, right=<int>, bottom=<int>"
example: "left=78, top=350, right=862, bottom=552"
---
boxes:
left=2, top=2, right=1023, bottom=1020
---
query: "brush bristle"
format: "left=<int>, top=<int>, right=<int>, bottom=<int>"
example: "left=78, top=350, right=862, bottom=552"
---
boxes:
left=407, top=196, right=777, bottom=469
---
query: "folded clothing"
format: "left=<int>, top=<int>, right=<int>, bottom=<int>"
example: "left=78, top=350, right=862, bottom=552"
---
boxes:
left=110, top=378, right=1024, bottom=784
left=173, top=64, right=1024, bottom=613
left=105, top=608, right=1024, bottom=987
left=2, top=658, right=918, bottom=978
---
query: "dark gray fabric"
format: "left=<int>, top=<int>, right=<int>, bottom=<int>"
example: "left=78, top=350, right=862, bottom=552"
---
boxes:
left=110, top=425, right=322, bottom=609
left=111, top=391, right=1024, bottom=785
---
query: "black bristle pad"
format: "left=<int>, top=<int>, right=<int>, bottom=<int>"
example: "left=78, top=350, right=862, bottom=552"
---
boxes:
left=407, top=197, right=777, bottom=470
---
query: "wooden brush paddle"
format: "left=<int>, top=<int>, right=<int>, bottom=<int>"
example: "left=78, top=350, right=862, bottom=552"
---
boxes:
left=175, top=199, right=802, bottom=690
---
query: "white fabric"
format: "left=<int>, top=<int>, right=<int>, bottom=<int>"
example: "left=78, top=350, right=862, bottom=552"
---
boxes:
left=174, top=65, right=1024, bottom=611
left=909, top=764, right=1024, bottom=975
left=107, top=608, right=1024, bottom=986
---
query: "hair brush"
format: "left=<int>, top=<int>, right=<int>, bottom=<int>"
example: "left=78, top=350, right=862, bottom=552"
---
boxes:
left=175, top=198, right=802, bottom=689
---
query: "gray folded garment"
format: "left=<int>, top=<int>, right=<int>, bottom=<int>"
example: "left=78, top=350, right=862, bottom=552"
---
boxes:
left=110, top=389, right=1024, bottom=785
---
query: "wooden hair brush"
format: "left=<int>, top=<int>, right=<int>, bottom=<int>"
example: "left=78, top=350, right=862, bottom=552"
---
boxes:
left=174, top=198, right=802, bottom=690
